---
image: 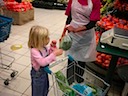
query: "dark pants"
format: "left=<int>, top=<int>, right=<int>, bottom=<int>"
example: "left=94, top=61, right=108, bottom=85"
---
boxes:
left=31, top=67, right=49, bottom=96
left=67, top=59, right=86, bottom=85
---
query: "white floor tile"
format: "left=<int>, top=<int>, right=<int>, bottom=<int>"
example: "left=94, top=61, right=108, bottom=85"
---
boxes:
left=19, top=67, right=31, bottom=80
left=0, top=88, right=22, bottom=96
left=12, top=48, right=28, bottom=55
left=4, top=77, right=31, bottom=94
left=11, top=62, right=28, bottom=76
left=0, top=85, right=5, bottom=92
left=4, top=37, right=16, bottom=44
left=14, top=55, right=30, bottom=67
left=1, top=44, right=13, bottom=52
left=8, top=52, right=22, bottom=60
left=23, top=86, right=31, bottom=96
left=23, top=50, right=30, bottom=57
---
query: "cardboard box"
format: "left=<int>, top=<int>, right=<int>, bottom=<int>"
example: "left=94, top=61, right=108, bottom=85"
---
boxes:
left=3, top=8, right=34, bottom=25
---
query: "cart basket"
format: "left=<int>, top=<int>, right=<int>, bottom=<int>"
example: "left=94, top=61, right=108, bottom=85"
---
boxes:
left=0, top=15, right=13, bottom=42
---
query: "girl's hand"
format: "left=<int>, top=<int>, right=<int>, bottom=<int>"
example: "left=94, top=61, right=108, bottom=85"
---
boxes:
left=50, top=40, right=57, bottom=49
left=53, top=49, right=63, bottom=56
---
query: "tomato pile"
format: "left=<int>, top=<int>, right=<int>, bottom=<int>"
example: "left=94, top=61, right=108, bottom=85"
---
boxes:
left=96, top=52, right=112, bottom=68
left=97, top=15, right=128, bottom=31
left=4, top=1, right=33, bottom=12
left=114, top=0, right=128, bottom=11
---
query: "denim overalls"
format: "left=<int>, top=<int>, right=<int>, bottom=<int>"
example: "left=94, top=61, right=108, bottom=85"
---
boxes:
left=31, top=48, right=49, bottom=96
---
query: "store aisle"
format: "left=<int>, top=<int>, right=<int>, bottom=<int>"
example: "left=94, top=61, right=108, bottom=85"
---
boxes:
left=0, top=8, right=120, bottom=96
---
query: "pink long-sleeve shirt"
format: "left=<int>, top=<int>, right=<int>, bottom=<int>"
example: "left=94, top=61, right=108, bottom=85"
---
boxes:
left=30, top=47, right=56, bottom=71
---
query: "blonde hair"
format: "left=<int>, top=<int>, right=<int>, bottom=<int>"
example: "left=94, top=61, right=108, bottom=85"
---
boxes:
left=28, top=25, right=49, bottom=50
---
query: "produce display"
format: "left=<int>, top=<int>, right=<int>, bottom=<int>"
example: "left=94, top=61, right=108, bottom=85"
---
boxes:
left=95, top=30, right=128, bottom=68
left=112, top=0, right=128, bottom=20
left=114, top=0, right=128, bottom=11
left=100, top=0, right=115, bottom=16
left=3, top=1, right=33, bottom=12
left=95, top=0, right=128, bottom=69
left=97, top=15, right=128, bottom=31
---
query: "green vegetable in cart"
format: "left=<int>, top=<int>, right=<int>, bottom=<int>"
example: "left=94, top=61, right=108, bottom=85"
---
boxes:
left=63, top=89, right=76, bottom=96
left=86, top=84, right=97, bottom=94
left=55, top=71, right=75, bottom=96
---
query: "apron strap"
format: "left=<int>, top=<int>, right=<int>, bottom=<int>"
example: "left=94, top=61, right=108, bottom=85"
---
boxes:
left=39, top=47, right=49, bottom=57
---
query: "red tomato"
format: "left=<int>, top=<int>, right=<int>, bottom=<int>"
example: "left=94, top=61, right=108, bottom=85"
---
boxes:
left=104, top=60, right=110, bottom=64
left=97, top=59, right=102, bottom=64
left=101, top=53, right=106, bottom=57
left=97, top=55, right=102, bottom=59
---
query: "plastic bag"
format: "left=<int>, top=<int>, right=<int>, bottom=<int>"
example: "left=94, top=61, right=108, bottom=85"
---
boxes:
left=59, top=34, right=72, bottom=51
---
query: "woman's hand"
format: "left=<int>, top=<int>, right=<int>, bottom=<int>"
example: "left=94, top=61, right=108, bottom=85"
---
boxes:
left=74, top=26, right=86, bottom=33
left=66, top=25, right=86, bottom=33
left=53, top=49, right=63, bottom=56
left=66, top=25, right=75, bottom=32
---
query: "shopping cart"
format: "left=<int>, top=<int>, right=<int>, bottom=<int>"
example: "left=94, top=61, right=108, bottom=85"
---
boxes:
left=47, top=55, right=110, bottom=96
left=0, top=15, right=18, bottom=85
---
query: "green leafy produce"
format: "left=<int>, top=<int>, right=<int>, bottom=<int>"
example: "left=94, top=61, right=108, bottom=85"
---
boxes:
left=86, top=84, right=97, bottom=94
left=59, top=35, right=72, bottom=51
left=55, top=71, right=75, bottom=96
left=107, top=0, right=112, bottom=3
left=55, top=71, right=69, bottom=91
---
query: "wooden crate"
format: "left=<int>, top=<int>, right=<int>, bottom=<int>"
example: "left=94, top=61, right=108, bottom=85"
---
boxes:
left=3, top=8, right=34, bottom=25
left=0, top=8, right=3, bottom=15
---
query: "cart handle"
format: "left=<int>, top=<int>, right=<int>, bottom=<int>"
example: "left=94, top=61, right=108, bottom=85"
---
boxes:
left=44, top=55, right=74, bottom=74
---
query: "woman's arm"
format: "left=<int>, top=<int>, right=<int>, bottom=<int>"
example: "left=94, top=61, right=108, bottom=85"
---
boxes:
left=90, top=0, right=100, bottom=21
left=74, top=0, right=100, bottom=32
left=66, top=13, right=72, bottom=25
left=73, top=21, right=97, bottom=32
left=84, top=21, right=97, bottom=30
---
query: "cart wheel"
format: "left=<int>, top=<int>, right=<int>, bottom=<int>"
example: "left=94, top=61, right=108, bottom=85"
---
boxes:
left=4, top=79, right=9, bottom=85
left=10, top=71, right=17, bottom=78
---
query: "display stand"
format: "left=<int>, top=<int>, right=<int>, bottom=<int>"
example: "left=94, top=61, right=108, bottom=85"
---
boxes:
left=3, top=8, right=34, bottom=25
left=96, top=42, right=128, bottom=84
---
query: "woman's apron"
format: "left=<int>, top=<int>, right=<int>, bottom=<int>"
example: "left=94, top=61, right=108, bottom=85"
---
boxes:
left=65, top=0, right=96, bottom=62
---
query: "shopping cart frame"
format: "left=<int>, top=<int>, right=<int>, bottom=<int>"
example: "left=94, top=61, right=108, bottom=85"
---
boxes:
left=47, top=55, right=110, bottom=96
left=0, top=15, right=18, bottom=85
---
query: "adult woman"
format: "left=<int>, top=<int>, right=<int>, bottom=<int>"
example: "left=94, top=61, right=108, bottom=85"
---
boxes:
left=65, top=0, right=100, bottom=84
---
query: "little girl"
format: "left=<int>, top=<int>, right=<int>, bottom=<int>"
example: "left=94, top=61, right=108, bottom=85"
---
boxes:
left=28, top=25, right=63, bottom=96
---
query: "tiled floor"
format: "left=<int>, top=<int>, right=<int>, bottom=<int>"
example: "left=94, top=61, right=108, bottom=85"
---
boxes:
left=0, top=8, right=122, bottom=96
